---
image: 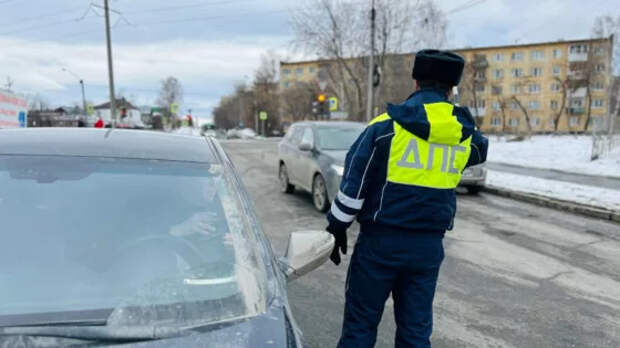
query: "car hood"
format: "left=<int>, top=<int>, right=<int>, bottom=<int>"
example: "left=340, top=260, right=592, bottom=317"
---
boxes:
left=322, top=150, right=347, bottom=166
left=125, top=304, right=292, bottom=347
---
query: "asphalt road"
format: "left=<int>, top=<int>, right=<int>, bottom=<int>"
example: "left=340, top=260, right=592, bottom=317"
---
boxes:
left=486, top=162, right=620, bottom=190
left=221, top=139, right=620, bottom=348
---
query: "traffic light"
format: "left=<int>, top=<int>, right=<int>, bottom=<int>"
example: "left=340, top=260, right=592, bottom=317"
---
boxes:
left=317, top=94, right=327, bottom=118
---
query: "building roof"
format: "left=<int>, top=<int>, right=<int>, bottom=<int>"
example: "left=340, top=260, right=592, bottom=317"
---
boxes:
left=0, top=128, right=217, bottom=163
left=94, top=98, right=138, bottom=110
left=280, top=37, right=613, bottom=66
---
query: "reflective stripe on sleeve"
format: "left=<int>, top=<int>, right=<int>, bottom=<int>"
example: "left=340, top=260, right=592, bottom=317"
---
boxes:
left=330, top=202, right=356, bottom=223
left=337, top=190, right=365, bottom=210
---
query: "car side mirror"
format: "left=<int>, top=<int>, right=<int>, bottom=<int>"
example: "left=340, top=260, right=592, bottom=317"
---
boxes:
left=298, top=141, right=313, bottom=151
left=278, top=231, right=334, bottom=282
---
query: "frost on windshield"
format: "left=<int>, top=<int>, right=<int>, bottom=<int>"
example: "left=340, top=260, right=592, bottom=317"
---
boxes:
left=107, top=168, right=267, bottom=328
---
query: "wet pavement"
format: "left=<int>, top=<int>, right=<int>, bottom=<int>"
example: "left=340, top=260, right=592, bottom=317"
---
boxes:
left=222, top=139, right=620, bottom=348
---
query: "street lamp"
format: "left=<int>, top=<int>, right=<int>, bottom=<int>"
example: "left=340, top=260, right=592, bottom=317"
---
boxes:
left=61, top=68, right=88, bottom=119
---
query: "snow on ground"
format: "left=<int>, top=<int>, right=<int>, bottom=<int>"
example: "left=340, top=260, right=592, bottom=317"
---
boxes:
left=488, top=135, right=620, bottom=178
left=486, top=170, right=620, bottom=211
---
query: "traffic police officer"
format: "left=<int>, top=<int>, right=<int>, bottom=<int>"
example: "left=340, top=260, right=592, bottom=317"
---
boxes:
left=326, top=49, right=489, bottom=348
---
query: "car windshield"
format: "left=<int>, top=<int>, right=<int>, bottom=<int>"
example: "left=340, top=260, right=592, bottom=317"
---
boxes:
left=0, top=155, right=266, bottom=328
left=316, top=125, right=365, bottom=151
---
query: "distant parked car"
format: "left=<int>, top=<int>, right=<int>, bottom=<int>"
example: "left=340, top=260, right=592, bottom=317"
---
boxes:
left=460, top=163, right=487, bottom=194
left=278, top=121, right=365, bottom=212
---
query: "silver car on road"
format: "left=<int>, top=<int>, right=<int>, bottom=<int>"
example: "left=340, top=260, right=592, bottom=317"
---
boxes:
left=278, top=121, right=486, bottom=211
left=278, top=121, right=365, bottom=212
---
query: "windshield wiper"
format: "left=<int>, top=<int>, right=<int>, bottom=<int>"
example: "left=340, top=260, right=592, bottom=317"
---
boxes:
left=0, top=325, right=184, bottom=343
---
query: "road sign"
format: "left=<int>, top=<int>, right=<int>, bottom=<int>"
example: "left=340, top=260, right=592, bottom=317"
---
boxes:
left=86, top=103, right=95, bottom=115
left=170, top=103, right=180, bottom=115
left=328, top=97, right=338, bottom=112
left=259, top=111, right=268, bottom=121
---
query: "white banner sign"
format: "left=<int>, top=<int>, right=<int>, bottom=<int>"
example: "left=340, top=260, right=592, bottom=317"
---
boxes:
left=0, top=91, right=27, bottom=128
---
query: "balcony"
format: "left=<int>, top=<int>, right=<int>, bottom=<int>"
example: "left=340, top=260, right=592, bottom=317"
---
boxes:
left=568, top=52, right=588, bottom=62
left=568, top=107, right=586, bottom=115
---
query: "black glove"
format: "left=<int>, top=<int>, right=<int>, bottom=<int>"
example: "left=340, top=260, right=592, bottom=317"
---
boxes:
left=326, top=225, right=347, bottom=265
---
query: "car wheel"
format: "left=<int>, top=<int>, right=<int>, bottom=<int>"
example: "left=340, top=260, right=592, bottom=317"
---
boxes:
left=466, top=185, right=483, bottom=195
left=279, top=164, right=295, bottom=194
left=312, top=174, right=329, bottom=212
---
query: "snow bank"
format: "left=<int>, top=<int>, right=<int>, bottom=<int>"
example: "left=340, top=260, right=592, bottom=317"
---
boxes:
left=488, top=135, right=620, bottom=178
left=486, top=170, right=620, bottom=211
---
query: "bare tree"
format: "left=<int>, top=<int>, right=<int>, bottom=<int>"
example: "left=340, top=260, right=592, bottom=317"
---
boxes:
left=156, top=76, right=183, bottom=123
left=27, top=93, right=49, bottom=111
left=551, top=76, right=568, bottom=132
left=290, top=0, right=447, bottom=120
left=460, top=53, right=489, bottom=126
left=280, top=82, right=319, bottom=121
left=592, top=15, right=620, bottom=135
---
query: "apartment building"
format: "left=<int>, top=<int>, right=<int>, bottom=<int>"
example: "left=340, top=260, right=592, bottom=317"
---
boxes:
left=280, top=37, right=614, bottom=133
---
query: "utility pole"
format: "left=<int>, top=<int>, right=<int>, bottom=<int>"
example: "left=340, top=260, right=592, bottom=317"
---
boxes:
left=365, top=0, right=376, bottom=122
left=103, top=0, right=117, bottom=127
left=62, top=68, right=87, bottom=118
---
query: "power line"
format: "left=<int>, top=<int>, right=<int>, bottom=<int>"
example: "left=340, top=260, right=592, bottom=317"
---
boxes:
left=124, top=0, right=256, bottom=15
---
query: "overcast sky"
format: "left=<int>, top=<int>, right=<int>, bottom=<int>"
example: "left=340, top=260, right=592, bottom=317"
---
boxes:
left=0, top=0, right=617, bottom=118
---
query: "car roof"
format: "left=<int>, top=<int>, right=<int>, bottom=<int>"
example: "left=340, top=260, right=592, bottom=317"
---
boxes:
left=291, top=121, right=365, bottom=127
left=0, top=128, right=216, bottom=163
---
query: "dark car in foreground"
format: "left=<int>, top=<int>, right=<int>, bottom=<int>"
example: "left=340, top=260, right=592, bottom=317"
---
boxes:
left=278, top=121, right=366, bottom=212
left=0, top=128, right=333, bottom=347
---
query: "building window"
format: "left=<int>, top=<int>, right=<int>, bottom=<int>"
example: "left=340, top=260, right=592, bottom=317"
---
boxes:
left=593, top=47, right=606, bottom=56
left=309, top=67, right=315, bottom=73
left=511, top=52, right=524, bottom=61
left=474, top=71, right=486, bottom=80
left=531, top=117, right=541, bottom=126
left=492, top=69, right=504, bottom=79
left=510, top=85, right=522, bottom=94
left=492, top=85, right=503, bottom=95
left=569, top=116, right=579, bottom=126
left=490, top=117, right=502, bottom=126
left=282, top=68, right=291, bottom=75
left=527, top=100, right=541, bottom=110
left=591, top=99, right=604, bottom=108
left=571, top=99, right=584, bottom=107
left=592, top=81, right=605, bottom=91
left=569, top=44, right=588, bottom=54
left=509, top=101, right=519, bottom=110
left=511, top=68, right=524, bottom=77
left=283, top=81, right=290, bottom=88
left=531, top=67, right=543, bottom=77
left=553, top=48, right=563, bottom=58
left=550, top=100, right=558, bottom=109
left=528, top=83, right=541, bottom=93
left=492, top=101, right=501, bottom=111
left=552, top=66, right=561, bottom=76
left=595, top=64, right=605, bottom=72
left=475, top=84, right=485, bottom=92
left=494, top=53, right=505, bottom=62
left=509, top=118, right=519, bottom=127
left=296, top=68, right=304, bottom=75
left=550, top=83, right=561, bottom=92
left=531, top=50, right=545, bottom=60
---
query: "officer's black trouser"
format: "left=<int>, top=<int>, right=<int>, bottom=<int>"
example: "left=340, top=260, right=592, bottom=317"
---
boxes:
left=337, top=225, right=445, bottom=348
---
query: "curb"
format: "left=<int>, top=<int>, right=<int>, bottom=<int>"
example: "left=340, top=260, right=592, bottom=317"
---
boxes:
left=482, top=185, right=620, bottom=223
